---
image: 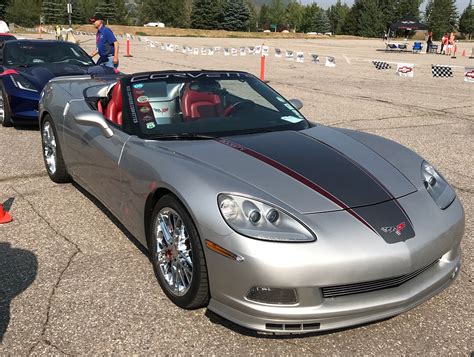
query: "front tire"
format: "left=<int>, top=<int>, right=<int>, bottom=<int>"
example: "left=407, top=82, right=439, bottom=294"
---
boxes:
left=41, top=115, right=71, bottom=183
left=0, top=84, right=13, bottom=127
left=149, top=195, right=209, bottom=309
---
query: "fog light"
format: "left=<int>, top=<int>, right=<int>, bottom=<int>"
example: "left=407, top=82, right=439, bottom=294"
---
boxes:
left=246, top=287, right=298, bottom=305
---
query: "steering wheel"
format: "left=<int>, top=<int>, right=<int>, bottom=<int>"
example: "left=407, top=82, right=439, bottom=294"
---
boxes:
left=224, top=100, right=255, bottom=116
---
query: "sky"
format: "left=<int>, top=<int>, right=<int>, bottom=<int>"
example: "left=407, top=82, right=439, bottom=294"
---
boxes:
left=300, top=0, right=470, bottom=12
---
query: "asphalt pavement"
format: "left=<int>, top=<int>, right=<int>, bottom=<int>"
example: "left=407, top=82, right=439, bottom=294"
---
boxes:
left=0, top=34, right=472, bottom=355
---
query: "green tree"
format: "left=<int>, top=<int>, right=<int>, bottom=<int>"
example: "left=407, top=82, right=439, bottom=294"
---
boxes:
left=190, top=0, right=222, bottom=29
left=328, top=0, right=350, bottom=34
left=425, top=0, right=458, bottom=39
left=80, top=0, right=99, bottom=23
left=221, top=0, right=250, bottom=31
left=269, top=0, right=285, bottom=28
left=69, top=0, right=85, bottom=24
left=0, top=0, right=10, bottom=19
left=397, top=0, right=422, bottom=18
left=258, top=4, right=271, bottom=29
left=300, top=3, right=320, bottom=33
left=313, top=9, right=331, bottom=33
left=357, top=0, right=384, bottom=37
left=95, top=0, right=116, bottom=23
left=285, top=0, right=303, bottom=32
left=341, top=2, right=360, bottom=34
left=379, top=0, right=398, bottom=31
left=139, top=0, right=188, bottom=28
left=113, top=0, right=130, bottom=25
left=245, top=0, right=258, bottom=31
left=5, top=0, right=41, bottom=27
left=42, top=0, right=64, bottom=24
left=459, top=0, right=473, bottom=39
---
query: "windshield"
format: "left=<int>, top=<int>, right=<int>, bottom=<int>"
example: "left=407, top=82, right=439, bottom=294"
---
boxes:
left=3, top=41, right=95, bottom=67
left=125, top=72, right=309, bottom=138
left=0, top=35, right=16, bottom=45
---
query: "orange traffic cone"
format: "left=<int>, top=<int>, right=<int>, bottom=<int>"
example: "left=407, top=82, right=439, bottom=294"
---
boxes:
left=0, top=203, right=12, bottom=224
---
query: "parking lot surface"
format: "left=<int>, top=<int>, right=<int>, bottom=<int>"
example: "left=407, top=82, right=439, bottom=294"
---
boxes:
left=0, top=34, right=472, bottom=355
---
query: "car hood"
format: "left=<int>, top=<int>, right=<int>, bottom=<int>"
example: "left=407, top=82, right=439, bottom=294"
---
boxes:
left=160, top=126, right=418, bottom=214
left=13, top=64, right=116, bottom=91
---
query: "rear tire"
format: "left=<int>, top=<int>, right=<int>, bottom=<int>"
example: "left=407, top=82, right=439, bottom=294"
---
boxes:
left=149, top=195, right=209, bottom=309
left=0, top=85, right=13, bottom=127
left=41, top=115, right=71, bottom=183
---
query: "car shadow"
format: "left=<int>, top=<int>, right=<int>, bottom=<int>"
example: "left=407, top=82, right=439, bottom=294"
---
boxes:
left=0, top=242, right=38, bottom=342
left=204, top=309, right=394, bottom=339
left=13, top=125, right=39, bottom=131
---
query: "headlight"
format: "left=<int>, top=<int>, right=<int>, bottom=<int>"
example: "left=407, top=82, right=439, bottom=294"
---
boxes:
left=421, top=161, right=456, bottom=209
left=218, top=194, right=315, bottom=242
left=10, top=74, right=38, bottom=92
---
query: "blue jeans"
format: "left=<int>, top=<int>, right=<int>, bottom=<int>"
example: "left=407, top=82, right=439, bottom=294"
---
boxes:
left=97, top=55, right=117, bottom=68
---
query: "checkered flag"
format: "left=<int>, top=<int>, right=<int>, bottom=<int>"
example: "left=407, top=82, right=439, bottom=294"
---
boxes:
left=372, top=61, right=391, bottom=70
left=432, top=65, right=453, bottom=77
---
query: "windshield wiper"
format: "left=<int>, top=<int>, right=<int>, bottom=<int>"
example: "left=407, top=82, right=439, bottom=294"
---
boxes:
left=150, top=133, right=218, bottom=140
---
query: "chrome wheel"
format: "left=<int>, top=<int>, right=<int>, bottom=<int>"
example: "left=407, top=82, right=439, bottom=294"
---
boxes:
left=42, top=121, right=57, bottom=175
left=155, top=208, right=193, bottom=296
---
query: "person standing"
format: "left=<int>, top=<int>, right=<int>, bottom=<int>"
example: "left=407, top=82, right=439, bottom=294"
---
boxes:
left=449, top=32, right=456, bottom=57
left=89, top=14, right=119, bottom=68
left=426, top=31, right=433, bottom=53
left=440, top=33, right=448, bottom=54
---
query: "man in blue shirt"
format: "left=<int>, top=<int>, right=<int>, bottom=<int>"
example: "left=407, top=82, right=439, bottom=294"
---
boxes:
left=89, top=14, right=119, bottom=69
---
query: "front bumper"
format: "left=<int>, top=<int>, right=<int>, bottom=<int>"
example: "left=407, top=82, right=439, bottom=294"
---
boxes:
left=208, top=250, right=461, bottom=333
left=202, top=192, right=465, bottom=334
left=8, top=88, right=40, bottom=123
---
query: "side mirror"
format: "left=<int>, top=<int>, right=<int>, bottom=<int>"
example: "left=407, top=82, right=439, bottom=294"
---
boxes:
left=74, top=111, right=113, bottom=138
left=289, top=99, right=303, bottom=110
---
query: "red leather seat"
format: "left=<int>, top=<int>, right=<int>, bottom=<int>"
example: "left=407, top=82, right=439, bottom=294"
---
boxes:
left=182, top=83, right=223, bottom=121
left=104, top=81, right=123, bottom=125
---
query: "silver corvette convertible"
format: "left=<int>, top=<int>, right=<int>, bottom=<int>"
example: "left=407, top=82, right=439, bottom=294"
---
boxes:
left=39, top=71, right=464, bottom=334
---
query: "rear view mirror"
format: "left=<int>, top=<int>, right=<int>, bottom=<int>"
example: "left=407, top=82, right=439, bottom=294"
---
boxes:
left=74, top=111, right=113, bottom=138
left=289, top=99, right=304, bottom=110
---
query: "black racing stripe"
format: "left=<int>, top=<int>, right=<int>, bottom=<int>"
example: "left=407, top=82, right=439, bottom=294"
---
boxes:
left=231, top=131, right=391, bottom=207
left=353, top=201, right=415, bottom=243
left=225, top=131, right=415, bottom=243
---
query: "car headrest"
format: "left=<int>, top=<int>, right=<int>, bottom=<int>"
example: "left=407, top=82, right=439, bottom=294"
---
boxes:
left=188, top=80, right=221, bottom=93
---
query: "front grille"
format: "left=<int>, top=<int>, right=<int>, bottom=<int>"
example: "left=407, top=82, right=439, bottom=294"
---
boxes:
left=322, top=259, right=440, bottom=298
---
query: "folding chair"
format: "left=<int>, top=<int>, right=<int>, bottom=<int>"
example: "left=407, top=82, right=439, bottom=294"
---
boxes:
left=412, top=42, right=423, bottom=53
